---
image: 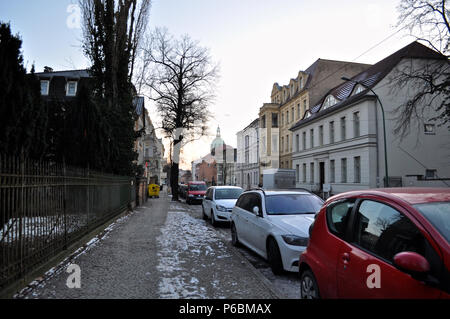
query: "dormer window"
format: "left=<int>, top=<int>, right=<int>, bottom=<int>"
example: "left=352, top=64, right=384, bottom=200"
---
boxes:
left=299, top=77, right=303, bottom=89
left=352, top=84, right=365, bottom=95
left=304, top=110, right=312, bottom=119
left=66, top=81, right=78, bottom=96
left=291, top=84, right=295, bottom=96
left=40, top=80, right=49, bottom=96
left=322, top=95, right=338, bottom=110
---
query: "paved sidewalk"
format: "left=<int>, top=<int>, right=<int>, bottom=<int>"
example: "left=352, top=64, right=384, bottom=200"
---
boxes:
left=15, top=191, right=277, bottom=299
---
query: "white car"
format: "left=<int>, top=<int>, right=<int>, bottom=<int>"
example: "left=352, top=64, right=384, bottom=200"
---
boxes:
left=230, top=189, right=324, bottom=274
left=202, top=186, right=244, bottom=227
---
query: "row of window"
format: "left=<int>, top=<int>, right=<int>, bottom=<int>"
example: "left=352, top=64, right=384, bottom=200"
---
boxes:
left=272, top=77, right=305, bottom=105
left=40, top=80, right=78, bottom=97
left=295, top=111, right=360, bottom=151
left=280, top=99, right=308, bottom=127
left=295, top=156, right=361, bottom=184
left=260, top=111, right=360, bottom=156
left=236, top=171, right=259, bottom=186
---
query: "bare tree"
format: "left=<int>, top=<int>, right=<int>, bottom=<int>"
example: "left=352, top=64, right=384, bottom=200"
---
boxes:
left=140, top=28, right=219, bottom=201
left=393, top=0, right=449, bottom=138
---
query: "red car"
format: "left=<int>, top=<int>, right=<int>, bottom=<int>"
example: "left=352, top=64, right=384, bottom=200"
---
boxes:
left=299, top=188, right=450, bottom=299
left=186, top=181, right=207, bottom=205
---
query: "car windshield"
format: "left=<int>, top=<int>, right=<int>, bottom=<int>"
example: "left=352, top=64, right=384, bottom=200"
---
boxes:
left=189, top=184, right=206, bottom=191
left=215, top=188, right=243, bottom=200
left=265, top=194, right=324, bottom=215
left=414, top=201, right=450, bottom=243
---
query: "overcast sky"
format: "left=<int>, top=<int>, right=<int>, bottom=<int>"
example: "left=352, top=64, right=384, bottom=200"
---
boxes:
left=0, top=0, right=415, bottom=169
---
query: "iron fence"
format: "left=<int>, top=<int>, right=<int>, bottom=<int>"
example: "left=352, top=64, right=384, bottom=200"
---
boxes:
left=0, top=154, right=135, bottom=290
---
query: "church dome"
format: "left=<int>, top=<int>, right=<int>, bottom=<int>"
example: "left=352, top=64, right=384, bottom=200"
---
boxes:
left=210, top=126, right=225, bottom=153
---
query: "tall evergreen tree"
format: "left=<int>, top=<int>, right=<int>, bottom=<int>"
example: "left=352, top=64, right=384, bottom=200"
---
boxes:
left=0, top=22, right=47, bottom=158
left=80, top=0, right=151, bottom=176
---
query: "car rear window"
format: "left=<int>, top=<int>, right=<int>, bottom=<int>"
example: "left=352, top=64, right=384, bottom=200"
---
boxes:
left=326, top=199, right=355, bottom=239
left=215, top=188, right=243, bottom=200
left=265, top=194, right=323, bottom=215
left=189, top=184, right=206, bottom=191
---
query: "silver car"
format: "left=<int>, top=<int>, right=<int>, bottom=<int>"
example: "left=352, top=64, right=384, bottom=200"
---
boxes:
left=202, top=186, right=244, bottom=227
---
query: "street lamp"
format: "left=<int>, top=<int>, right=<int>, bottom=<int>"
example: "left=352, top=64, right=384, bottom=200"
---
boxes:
left=341, top=77, right=389, bottom=187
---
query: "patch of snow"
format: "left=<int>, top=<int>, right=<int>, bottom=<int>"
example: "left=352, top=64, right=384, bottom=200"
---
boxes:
left=156, top=210, right=231, bottom=299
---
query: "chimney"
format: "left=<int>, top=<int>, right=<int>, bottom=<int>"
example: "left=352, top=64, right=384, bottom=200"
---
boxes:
left=43, top=66, right=53, bottom=73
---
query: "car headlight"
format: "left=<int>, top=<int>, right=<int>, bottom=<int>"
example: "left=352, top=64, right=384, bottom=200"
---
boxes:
left=281, top=235, right=309, bottom=246
left=188, top=194, right=194, bottom=197
left=216, top=205, right=228, bottom=212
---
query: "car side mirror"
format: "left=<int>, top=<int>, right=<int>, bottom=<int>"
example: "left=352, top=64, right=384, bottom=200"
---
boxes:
left=252, top=206, right=262, bottom=217
left=393, top=252, right=430, bottom=279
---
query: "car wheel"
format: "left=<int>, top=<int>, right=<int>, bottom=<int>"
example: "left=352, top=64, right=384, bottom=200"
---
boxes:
left=231, top=223, right=240, bottom=247
left=186, top=198, right=191, bottom=205
left=202, top=206, right=208, bottom=220
left=211, top=210, right=217, bottom=227
left=267, top=238, right=284, bottom=275
left=300, top=270, right=320, bottom=299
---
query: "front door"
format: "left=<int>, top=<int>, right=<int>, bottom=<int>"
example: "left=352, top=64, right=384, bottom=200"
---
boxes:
left=319, top=162, right=325, bottom=191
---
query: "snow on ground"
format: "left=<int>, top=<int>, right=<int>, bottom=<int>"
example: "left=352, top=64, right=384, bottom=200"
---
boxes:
left=1, top=215, right=89, bottom=243
left=156, top=207, right=230, bottom=299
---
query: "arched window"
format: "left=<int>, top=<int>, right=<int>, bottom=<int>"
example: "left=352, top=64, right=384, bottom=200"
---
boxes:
left=322, top=95, right=338, bottom=110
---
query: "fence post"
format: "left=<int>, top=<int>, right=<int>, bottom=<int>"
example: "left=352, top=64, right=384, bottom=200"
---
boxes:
left=63, top=160, right=67, bottom=250
left=19, top=152, right=24, bottom=277
left=87, top=165, right=90, bottom=227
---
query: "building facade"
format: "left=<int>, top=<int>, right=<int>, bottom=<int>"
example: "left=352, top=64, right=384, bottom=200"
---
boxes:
left=258, top=59, right=371, bottom=180
left=195, top=154, right=217, bottom=186
left=191, top=127, right=237, bottom=186
left=134, top=96, right=165, bottom=185
left=236, top=118, right=260, bottom=189
left=290, top=42, right=450, bottom=195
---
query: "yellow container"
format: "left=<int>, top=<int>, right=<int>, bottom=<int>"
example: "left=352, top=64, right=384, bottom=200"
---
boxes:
left=148, top=184, right=160, bottom=198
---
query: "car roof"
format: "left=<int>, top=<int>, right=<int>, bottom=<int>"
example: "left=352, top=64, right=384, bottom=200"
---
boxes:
left=245, top=189, right=312, bottom=196
left=211, top=186, right=243, bottom=189
left=328, top=188, right=450, bottom=205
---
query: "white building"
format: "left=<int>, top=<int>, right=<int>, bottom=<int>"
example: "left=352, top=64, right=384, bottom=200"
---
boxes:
left=290, top=42, right=450, bottom=195
left=236, top=118, right=260, bottom=189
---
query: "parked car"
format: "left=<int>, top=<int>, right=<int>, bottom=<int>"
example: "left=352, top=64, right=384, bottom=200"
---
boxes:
left=178, top=184, right=187, bottom=199
left=202, top=186, right=244, bottom=226
left=186, top=181, right=207, bottom=204
left=299, top=188, right=450, bottom=299
left=230, top=189, right=324, bottom=274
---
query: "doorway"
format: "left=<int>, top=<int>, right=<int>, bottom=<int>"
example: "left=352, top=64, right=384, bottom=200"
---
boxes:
left=319, top=162, right=325, bottom=191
